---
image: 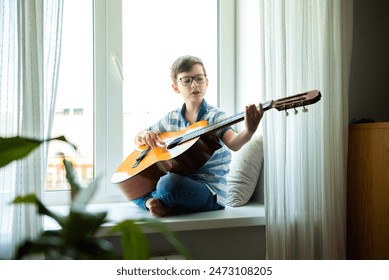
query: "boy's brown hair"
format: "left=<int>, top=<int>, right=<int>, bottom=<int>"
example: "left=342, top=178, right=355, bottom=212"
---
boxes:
left=170, top=55, right=207, bottom=83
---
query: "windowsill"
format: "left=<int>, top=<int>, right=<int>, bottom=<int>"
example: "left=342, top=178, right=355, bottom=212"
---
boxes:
left=44, top=201, right=266, bottom=235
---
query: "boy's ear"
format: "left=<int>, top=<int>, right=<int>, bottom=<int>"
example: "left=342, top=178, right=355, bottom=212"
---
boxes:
left=172, top=83, right=180, bottom=93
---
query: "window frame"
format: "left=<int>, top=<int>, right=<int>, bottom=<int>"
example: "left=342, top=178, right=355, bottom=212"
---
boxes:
left=44, top=0, right=237, bottom=206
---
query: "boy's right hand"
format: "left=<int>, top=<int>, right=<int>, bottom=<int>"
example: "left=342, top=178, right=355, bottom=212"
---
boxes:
left=136, top=130, right=165, bottom=148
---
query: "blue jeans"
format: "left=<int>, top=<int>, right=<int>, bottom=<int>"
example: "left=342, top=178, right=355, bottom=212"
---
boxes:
left=131, top=173, right=224, bottom=213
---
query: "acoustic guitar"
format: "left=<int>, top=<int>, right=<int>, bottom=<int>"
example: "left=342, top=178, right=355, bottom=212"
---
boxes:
left=112, top=90, right=321, bottom=200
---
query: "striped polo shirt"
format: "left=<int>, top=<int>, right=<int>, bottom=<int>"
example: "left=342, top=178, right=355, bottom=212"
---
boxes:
left=148, top=99, right=232, bottom=206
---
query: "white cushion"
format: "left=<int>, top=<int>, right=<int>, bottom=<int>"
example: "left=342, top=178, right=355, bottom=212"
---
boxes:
left=227, top=134, right=263, bottom=207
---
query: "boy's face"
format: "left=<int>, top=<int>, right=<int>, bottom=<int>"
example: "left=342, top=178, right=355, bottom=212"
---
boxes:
left=172, top=64, right=208, bottom=105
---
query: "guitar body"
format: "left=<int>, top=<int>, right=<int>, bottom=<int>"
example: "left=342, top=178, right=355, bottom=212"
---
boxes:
left=112, top=90, right=322, bottom=201
left=112, top=120, right=222, bottom=200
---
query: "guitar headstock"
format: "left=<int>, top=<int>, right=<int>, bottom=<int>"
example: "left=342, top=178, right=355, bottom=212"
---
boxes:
left=263, top=90, right=321, bottom=113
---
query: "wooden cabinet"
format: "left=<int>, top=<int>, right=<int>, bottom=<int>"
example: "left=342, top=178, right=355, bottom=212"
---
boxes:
left=347, top=122, right=389, bottom=259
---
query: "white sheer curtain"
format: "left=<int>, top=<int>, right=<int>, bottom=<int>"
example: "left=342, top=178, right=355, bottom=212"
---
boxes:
left=0, top=0, right=63, bottom=259
left=257, top=0, right=353, bottom=259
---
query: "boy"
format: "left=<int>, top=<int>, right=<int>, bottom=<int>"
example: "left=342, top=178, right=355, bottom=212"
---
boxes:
left=132, top=55, right=263, bottom=216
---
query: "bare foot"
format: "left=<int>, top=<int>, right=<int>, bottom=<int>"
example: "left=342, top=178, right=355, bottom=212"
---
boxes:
left=145, top=198, right=172, bottom=217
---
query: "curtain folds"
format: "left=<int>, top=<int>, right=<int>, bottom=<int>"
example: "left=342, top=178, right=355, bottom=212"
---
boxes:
left=259, top=0, right=353, bottom=259
left=0, top=0, right=63, bottom=259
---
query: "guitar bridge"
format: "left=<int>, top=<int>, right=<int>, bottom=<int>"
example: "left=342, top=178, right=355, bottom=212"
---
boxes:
left=132, top=146, right=151, bottom=168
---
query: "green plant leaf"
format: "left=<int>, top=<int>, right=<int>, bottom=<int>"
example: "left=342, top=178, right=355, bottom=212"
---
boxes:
left=73, top=179, right=99, bottom=209
left=63, top=159, right=82, bottom=201
left=110, top=220, right=150, bottom=260
left=140, top=218, right=193, bottom=259
left=15, top=231, right=65, bottom=259
left=0, top=135, right=76, bottom=168
left=0, top=137, right=41, bottom=168
left=12, top=194, right=65, bottom=227
left=63, top=158, right=99, bottom=208
left=62, top=210, right=108, bottom=245
left=71, top=238, right=116, bottom=260
left=58, top=209, right=118, bottom=259
left=16, top=240, right=52, bottom=260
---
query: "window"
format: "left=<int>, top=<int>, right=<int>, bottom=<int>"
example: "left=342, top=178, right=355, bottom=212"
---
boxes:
left=45, top=0, right=93, bottom=204
left=121, top=0, right=218, bottom=158
left=45, top=0, right=235, bottom=205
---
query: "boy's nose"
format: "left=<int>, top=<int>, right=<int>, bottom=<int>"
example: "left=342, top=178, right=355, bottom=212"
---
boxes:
left=191, top=79, right=199, bottom=87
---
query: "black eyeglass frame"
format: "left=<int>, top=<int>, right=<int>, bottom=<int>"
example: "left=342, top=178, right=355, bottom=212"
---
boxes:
left=175, top=74, right=207, bottom=86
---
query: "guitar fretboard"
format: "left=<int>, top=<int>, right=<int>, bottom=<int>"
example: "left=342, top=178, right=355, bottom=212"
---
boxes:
left=178, top=100, right=274, bottom=145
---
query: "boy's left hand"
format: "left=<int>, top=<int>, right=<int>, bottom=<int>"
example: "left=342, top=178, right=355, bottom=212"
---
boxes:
left=245, top=103, right=264, bottom=134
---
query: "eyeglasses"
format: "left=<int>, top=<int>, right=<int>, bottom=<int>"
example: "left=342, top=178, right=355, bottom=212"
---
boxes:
left=176, top=74, right=207, bottom=86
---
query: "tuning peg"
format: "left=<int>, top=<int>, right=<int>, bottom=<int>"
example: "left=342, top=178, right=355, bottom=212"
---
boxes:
left=302, top=106, right=308, bottom=113
left=285, top=109, right=289, bottom=117
left=294, top=107, right=298, bottom=115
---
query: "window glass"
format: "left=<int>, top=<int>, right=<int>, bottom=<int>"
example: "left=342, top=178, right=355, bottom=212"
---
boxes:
left=45, top=0, right=218, bottom=201
left=45, top=0, right=93, bottom=192
left=122, top=0, right=218, bottom=156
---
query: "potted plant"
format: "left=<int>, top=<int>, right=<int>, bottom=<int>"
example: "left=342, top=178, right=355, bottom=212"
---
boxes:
left=0, top=135, right=191, bottom=260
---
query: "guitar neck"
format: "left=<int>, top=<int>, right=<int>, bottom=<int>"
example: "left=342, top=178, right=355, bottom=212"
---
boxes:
left=176, top=90, right=321, bottom=146
left=179, top=100, right=274, bottom=143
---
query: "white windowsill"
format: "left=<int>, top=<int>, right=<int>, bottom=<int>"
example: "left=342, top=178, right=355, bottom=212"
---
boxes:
left=44, top=201, right=266, bottom=235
